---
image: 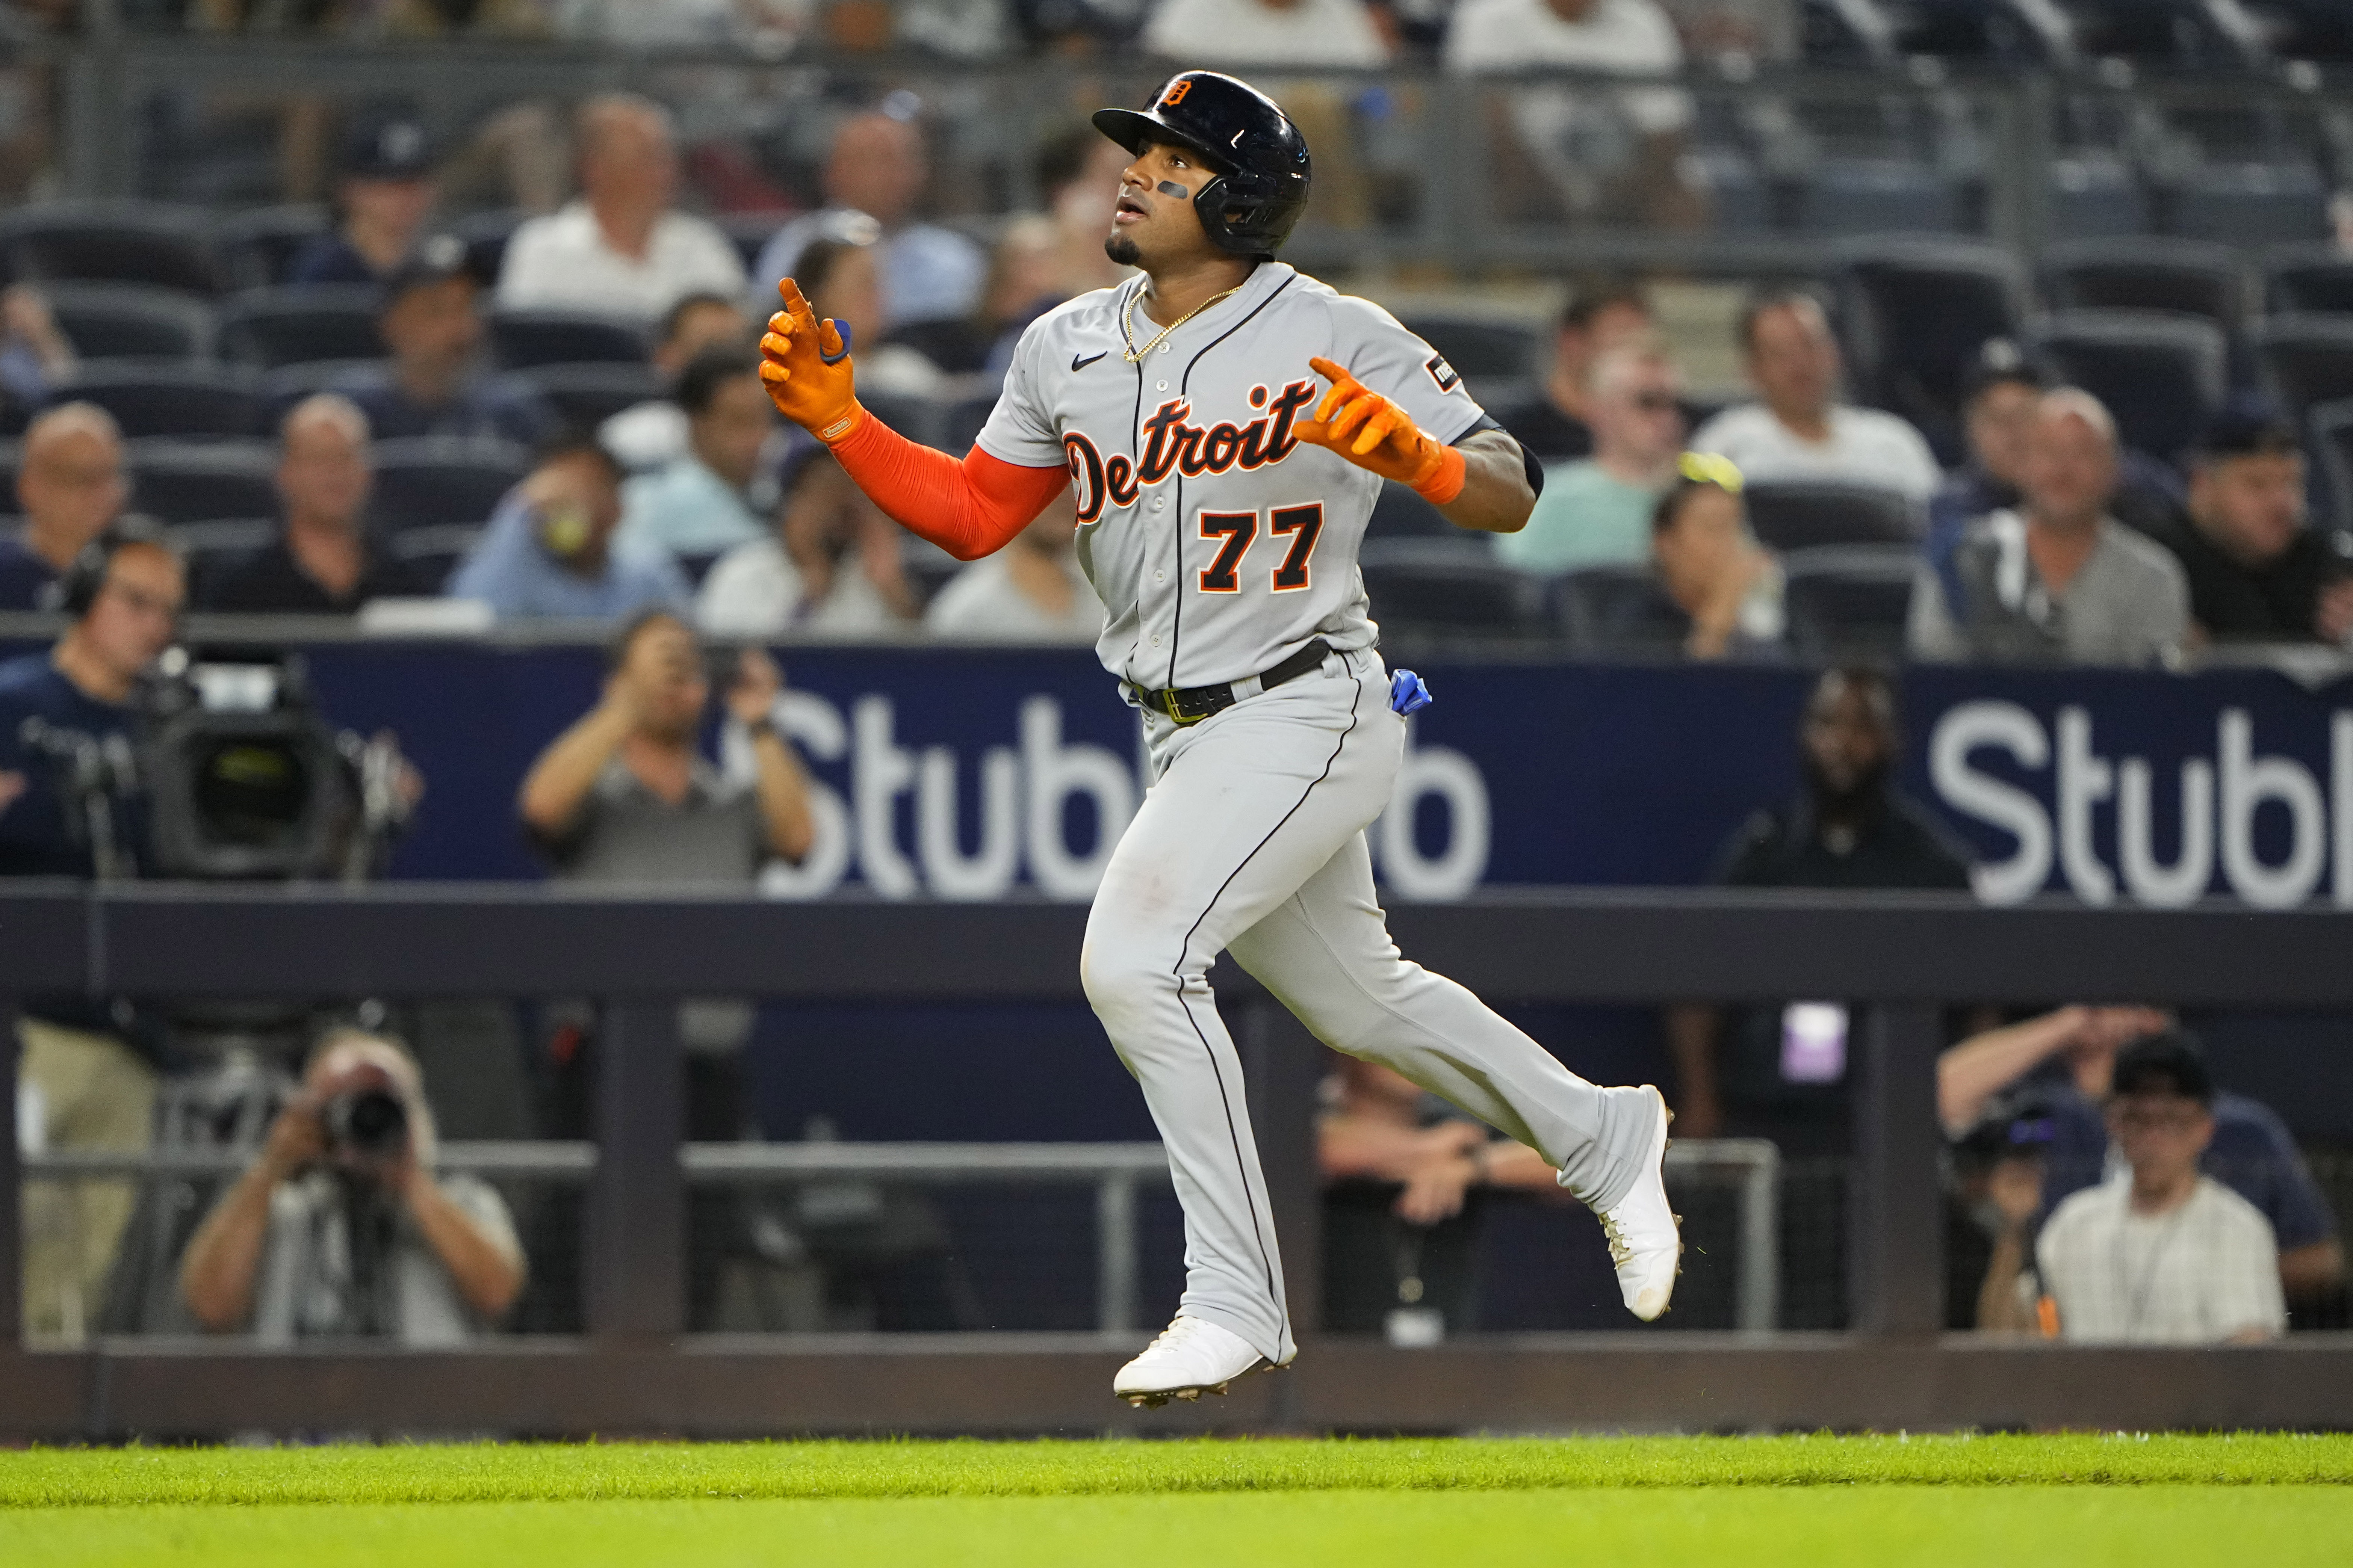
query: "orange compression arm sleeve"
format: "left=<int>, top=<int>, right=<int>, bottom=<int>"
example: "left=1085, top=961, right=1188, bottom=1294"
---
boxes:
left=827, top=411, right=1070, bottom=562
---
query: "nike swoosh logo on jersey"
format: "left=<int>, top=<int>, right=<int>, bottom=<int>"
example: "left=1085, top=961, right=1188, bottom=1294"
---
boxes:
left=1072, top=350, right=1108, bottom=372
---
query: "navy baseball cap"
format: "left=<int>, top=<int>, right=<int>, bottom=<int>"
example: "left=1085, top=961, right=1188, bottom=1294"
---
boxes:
left=379, top=233, right=472, bottom=306
left=343, top=110, right=436, bottom=181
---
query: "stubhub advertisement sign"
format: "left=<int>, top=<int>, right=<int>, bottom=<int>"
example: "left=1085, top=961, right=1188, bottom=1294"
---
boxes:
left=282, top=642, right=2353, bottom=909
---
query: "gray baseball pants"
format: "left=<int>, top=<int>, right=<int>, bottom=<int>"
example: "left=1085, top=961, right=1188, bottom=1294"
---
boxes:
left=1081, top=646, right=1658, bottom=1364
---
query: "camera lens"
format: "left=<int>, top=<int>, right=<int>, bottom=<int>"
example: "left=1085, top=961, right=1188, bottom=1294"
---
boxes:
left=325, top=1088, right=408, bottom=1156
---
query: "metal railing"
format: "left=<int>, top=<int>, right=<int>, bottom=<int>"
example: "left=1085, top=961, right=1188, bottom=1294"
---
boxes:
left=5, top=884, right=2353, bottom=1437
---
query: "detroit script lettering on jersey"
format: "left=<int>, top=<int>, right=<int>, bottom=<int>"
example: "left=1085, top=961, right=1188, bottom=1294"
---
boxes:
left=1063, top=379, right=1319, bottom=521
left=976, top=262, right=1485, bottom=693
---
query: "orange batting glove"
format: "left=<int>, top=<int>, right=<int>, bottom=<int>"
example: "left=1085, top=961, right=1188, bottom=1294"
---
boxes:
left=1293, top=355, right=1467, bottom=505
left=759, top=278, right=863, bottom=445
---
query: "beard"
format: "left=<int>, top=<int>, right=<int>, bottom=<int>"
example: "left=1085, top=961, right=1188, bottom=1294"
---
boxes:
left=1104, top=233, right=1141, bottom=266
left=1805, top=755, right=1889, bottom=820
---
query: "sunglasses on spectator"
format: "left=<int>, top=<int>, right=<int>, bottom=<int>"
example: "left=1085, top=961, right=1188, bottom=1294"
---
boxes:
left=1677, top=451, right=1744, bottom=492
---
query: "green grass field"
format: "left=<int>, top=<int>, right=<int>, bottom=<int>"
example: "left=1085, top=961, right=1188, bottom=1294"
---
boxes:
left=4, top=1434, right=2348, bottom=1567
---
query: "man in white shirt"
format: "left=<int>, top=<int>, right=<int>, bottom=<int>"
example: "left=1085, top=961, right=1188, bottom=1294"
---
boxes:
left=1445, top=0, right=1700, bottom=228
left=497, top=94, right=747, bottom=322
left=698, top=446, right=918, bottom=639
left=924, top=492, right=1104, bottom=642
left=1690, top=290, right=1942, bottom=503
left=1142, top=0, right=1391, bottom=68
left=1994, top=1032, right=2286, bottom=1345
left=751, top=113, right=986, bottom=332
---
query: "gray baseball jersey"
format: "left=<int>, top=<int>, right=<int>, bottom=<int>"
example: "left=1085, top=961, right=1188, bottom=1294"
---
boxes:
left=977, top=261, right=1484, bottom=692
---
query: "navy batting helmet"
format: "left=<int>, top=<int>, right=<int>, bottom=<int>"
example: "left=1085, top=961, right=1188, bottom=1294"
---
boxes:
left=1092, top=72, right=1312, bottom=260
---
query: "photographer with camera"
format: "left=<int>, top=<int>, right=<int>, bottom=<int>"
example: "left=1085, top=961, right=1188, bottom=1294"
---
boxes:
left=0, top=521, right=182, bottom=1339
left=178, top=1029, right=525, bottom=1342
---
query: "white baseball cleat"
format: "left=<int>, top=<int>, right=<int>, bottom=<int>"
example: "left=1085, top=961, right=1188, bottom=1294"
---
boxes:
left=1113, top=1315, right=1275, bottom=1408
left=1594, top=1085, right=1682, bottom=1321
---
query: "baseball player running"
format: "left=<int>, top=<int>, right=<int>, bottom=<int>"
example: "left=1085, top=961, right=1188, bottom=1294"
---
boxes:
left=759, top=71, right=1679, bottom=1406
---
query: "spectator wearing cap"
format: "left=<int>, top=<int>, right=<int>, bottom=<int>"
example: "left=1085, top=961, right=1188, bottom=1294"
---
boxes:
left=202, top=396, right=434, bottom=615
left=498, top=94, right=746, bottom=322
left=332, top=237, right=556, bottom=449
left=1690, top=290, right=1941, bottom=503
left=1925, top=347, right=2045, bottom=612
left=0, top=403, right=126, bottom=612
left=291, top=112, right=440, bottom=287
left=615, top=348, right=776, bottom=562
left=600, top=292, right=752, bottom=473
left=1982, top=1032, right=2286, bottom=1344
left=698, top=446, right=918, bottom=638
left=1496, top=342, right=1684, bottom=573
left=924, top=488, right=1104, bottom=642
left=2150, top=411, right=2353, bottom=645
left=1910, top=388, right=2189, bottom=666
left=1488, top=278, right=1656, bottom=464
left=752, top=111, right=985, bottom=332
left=1940, top=1008, right=2343, bottom=1301
left=448, top=438, right=690, bottom=622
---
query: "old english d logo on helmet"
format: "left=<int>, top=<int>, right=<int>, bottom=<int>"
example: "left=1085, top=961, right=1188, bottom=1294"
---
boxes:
left=1092, top=71, right=1313, bottom=260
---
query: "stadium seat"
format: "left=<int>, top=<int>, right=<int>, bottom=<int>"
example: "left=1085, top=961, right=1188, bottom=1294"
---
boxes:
left=2261, top=0, right=2353, bottom=60
left=127, top=439, right=279, bottom=525
left=2048, top=154, right=2151, bottom=240
left=1888, top=0, right=2065, bottom=61
left=219, top=286, right=385, bottom=369
left=1741, top=481, right=1922, bottom=551
left=2051, top=0, right=2259, bottom=66
left=47, top=363, right=268, bottom=438
left=2170, top=162, right=2330, bottom=246
left=1357, top=539, right=1550, bottom=639
left=384, top=523, right=482, bottom=589
left=44, top=282, right=216, bottom=364
left=719, top=212, right=784, bottom=273
left=932, top=391, right=1000, bottom=458
left=1833, top=236, right=2031, bottom=465
left=1397, top=316, right=1542, bottom=385
left=2306, top=398, right=2353, bottom=535
left=2040, top=237, right=2247, bottom=328
left=857, top=391, right=948, bottom=450
left=512, top=363, right=662, bottom=431
left=1803, top=161, right=1966, bottom=236
left=1550, top=564, right=1685, bottom=657
left=369, top=437, right=530, bottom=532
left=2266, top=247, right=2353, bottom=316
left=2252, top=315, right=2353, bottom=419
left=1781, top=544, right=1921, bottom=664
left=0, top=202, right=222, bottom=296
left=2030, top=309, right=2229, bottom=461
left=168, top=517, right=278, bottom=601
left=451, top=209, right=525, bottom=287
left=490, top=309, right=649, bottom=371
left=1366, top=479, right=1455, bottom=541
left=211, top=204, right=331, bottom=290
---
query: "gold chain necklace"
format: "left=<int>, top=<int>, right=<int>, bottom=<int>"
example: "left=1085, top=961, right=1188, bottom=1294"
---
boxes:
left=1121, top=284, right=1242, bottom=364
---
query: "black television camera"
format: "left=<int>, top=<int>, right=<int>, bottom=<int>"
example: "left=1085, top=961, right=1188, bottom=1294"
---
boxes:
left=19, top=647, right=412, bottom=882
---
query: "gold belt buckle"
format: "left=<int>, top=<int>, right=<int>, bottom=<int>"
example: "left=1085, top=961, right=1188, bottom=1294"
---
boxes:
left=1163, top=688, right=1202, bottom=725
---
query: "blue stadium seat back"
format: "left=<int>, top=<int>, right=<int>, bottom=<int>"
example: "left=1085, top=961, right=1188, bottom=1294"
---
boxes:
left=0, top=202, right=223, bottom=297
left=2048, top=154, right=2152, bottom=240
left=934, top=391, right=1000, bottom=458
left=1685, top=147, right=1769, bottom=235
left=1803, top=161, right=1966, bottom=237
left=1366, top=479, right=1456, bottom=541
left=2031, top=308, right=2231, bottom=462
left=384, top=522, right=485, bottom=590
left=2253, top=315, right=2353, bottom=419
left=47, top=362, right=268, bottom=439
left=721, top=213, right=784, bottom=274
left=1550, top=564, right=1683, bottom=656
left=1834, top=236, right=2031, bottom=467
left=1781, top=543, right=1921, bottom=663
left=2170, top=162, right=2330, bottom=246
left=218, top=285, right=386, bottom=369
left=127, top=439, right=280, bottom=525
left=489, top=309, right=652, bottom=372
left=2266, top=247, right=2353, bottom=316
left=368, top=437, right=532, bottom=532
left=513, top=362, right=664, bottom=431
left=1358, top=539, right=1550, bottom=637
left=1742, top=481, right=1923, bottom=552
left=43, top=282, right=217, bottom=364
left=2306, top=399, right=2353, bottom=535
left=169, top=517, right=278, bottom=603
left=2040, top=237, right=2248, bottom=328
left=1397, top=317, right=1544, bottom=383
left=2260, top=0, right=2353, bottom=59
left=211, top=205, right=333, bottom=291
left=856, top=391, right=947, bottom=451
left=2051, top=0, right=2259, bottom=65
left=1886, top=0, right=2064, bottom=61
left=451, top=209, right=525, bottom=289
left=257, top=360, right=385, bottom=421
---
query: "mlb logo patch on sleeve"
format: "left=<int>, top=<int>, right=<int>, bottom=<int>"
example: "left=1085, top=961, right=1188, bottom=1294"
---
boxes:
left=1425, top=353, right=1461, bottom=393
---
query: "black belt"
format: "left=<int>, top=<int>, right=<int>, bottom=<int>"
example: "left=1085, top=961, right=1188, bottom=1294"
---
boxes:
left=1133, top=639, right=1335, bottom=727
